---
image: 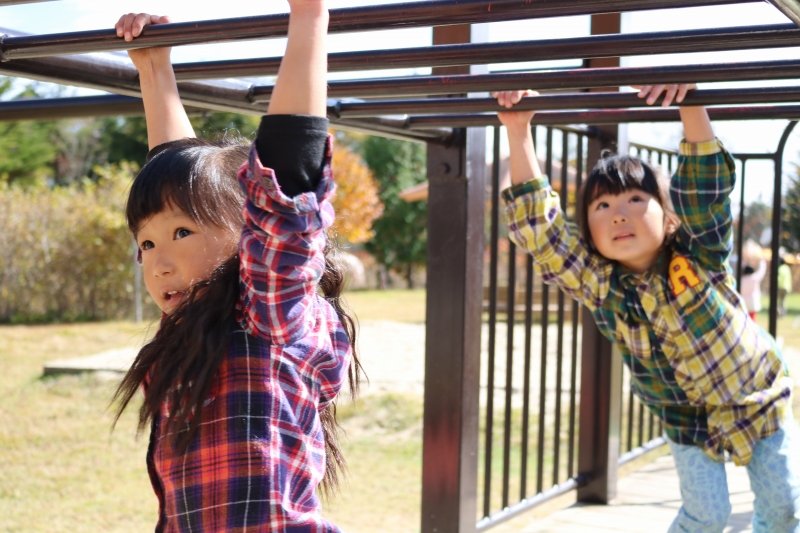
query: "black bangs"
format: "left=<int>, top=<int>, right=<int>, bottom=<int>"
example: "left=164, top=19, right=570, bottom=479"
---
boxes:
left=576, top=153, right=675, bottom=252
left=583, top=155, right=661, bottom=205
left=126, top=138, right=249, bottom=236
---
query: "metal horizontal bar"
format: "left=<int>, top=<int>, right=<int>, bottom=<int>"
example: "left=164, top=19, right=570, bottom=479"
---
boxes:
left=331, top=86, right=800, bottom=117
left=0, top=35, right=452, bottom=143
left=0, top=94, right=217, bottom=121
left=0, top=93, right=451, bottom=143
left=251, top=58, right=800, bottom=101
left=0, top=94, right=143, bottom=120
left=173, top=23, right=800, bottom=81
left=404, top=104, right=800, bottom=127
left=475, top=476, right=587, bottom=533
left=0, top=0, right=757, bottom=61
left=618, top=437, right=667, bottom=466
left=0, top=0, right=55, bottom=4
left=768, top=0, right=800, bottom=27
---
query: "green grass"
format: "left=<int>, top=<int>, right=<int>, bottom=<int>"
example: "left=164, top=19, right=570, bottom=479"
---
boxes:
left=0, top=322, right=156, bottom=533
left=343, top=288, right=426, bottom=323
left=0, top=303, right=427, bottom=533
left=3, top=289, right=800, bottom=532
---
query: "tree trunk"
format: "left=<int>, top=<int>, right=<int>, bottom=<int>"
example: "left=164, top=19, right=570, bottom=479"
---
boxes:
left=406, top=263, right=414, bottom=289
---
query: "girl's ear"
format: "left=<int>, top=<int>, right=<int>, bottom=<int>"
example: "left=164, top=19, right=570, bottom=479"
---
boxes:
left=664, top=213, right=680, bottom=236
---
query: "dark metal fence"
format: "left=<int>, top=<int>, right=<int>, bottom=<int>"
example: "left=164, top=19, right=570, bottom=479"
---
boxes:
left=479, top=125, right=590, bottom=530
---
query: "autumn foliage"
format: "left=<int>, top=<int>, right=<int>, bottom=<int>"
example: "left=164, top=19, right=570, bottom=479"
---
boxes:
left=331, top=144, right=384, bottom=244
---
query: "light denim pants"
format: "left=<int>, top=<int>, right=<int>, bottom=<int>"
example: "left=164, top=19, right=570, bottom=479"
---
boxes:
left=666, top=418, right=800, bottom=533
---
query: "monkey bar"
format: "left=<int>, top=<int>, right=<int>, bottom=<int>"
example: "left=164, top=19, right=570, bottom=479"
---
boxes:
left=2, top=1, right=799, bottom=532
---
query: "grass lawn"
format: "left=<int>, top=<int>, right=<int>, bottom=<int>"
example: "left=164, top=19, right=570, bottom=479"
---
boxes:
left=0, top=291, right=426, bottom=533
left=2, top=288, right=800, bottom=532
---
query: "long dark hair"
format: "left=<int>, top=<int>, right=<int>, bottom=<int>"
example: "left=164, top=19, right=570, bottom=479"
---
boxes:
left=576, top=152, right=678, bottom=254
left=112, top=137, right=362, bottom=494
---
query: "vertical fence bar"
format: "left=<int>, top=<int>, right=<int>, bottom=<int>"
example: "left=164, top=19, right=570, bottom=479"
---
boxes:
left=567, top=133, right=584, bottom=479
left=520, top=254, right=535, bottom=500
left=553, top=130, right=569, bottom=486
left=502, top=241, right=517, bottom=508
left=520, top=124, right=537, bottom=500
left=482, top=126, right=502, bottom=519
left=536, top=126, right=554, bottom=494
left=736, top=160, right=747, bottom=293
left=637, top=401, right=645, bottom=447
left=626, top=389, right=634, bottom=452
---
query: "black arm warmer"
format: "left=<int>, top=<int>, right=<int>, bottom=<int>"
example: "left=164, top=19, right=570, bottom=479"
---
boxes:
left=255, top=114, right=330, bottom=199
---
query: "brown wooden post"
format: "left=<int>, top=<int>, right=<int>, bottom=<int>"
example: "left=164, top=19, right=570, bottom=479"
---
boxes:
left=420, top=24, right=486, bottom=533
left=576, top=13, right=625, bottom=505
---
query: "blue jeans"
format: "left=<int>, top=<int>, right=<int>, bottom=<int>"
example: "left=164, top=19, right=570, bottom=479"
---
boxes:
left=667, top=418, right=800, bottom=533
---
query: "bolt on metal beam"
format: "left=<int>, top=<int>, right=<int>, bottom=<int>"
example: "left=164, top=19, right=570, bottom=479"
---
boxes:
left=171, top=23, right=800, bottom=81
left=0, top=0, right=755, bottom=61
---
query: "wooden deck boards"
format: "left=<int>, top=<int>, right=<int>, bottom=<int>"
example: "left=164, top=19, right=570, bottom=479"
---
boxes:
left=514, top=454, right=754, bottom=532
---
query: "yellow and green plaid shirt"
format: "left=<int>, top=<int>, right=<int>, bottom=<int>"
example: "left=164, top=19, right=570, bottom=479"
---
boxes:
left=502, top=139, right=792, bottom=466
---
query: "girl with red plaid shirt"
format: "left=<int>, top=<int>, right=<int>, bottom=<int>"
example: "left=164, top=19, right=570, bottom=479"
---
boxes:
left=111, top=2, right=362, bottom=531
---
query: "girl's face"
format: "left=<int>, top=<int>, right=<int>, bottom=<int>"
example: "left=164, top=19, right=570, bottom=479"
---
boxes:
left=587, top=188, right=678, bottom=273
left=136, top=203, right=237, bottom=314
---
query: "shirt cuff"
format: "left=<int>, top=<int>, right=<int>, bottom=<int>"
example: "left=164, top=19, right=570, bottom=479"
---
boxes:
left=679, top=138, right=723, bottom=157
left=501, top=176, right=551, bottom=203
left=255, top=114, right=330, bottom=198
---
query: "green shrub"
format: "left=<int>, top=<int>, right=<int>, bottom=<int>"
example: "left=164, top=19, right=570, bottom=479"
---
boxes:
left=0, top=163, right=159, bottom=323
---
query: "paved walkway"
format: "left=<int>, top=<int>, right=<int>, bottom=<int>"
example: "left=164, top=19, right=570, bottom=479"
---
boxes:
left=517, top=453, right=754, bottom=533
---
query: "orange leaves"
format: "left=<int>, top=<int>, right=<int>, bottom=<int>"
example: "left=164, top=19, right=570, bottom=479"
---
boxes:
left=331, top=145, right=384, bottom=244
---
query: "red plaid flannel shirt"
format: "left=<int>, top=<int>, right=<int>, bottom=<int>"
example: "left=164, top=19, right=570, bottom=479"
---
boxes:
left=146, top=137, right=351, bottom=532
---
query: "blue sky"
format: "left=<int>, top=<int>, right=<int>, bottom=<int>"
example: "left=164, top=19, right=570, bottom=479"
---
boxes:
left=3, top=0, right=800, bottom=205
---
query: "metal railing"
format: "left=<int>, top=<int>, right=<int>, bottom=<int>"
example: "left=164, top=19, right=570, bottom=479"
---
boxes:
left=479, top=125, right=591, bottom=530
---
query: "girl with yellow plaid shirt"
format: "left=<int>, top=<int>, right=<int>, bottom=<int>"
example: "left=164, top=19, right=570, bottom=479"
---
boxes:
left=494, top=85, right=800, bottom=533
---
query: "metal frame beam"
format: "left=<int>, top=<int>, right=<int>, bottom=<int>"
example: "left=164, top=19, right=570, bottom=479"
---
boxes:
left=329, top=86, right=800, bottom=117
left=767, top=0, right=800, bottom=26
left=4, top=95, right=800, bottom=129
left=0, top=33, right=452, bottom=143
left=251, top=59, right=800, bottom=101
left=421, top=23, right=485, bottom=533
left=171, top=23, right=800, bottom=81
left=404, top=105, right=800, bottom=127
left=0, top=0, right=54, bottom=4
left=0, top=0, right=755, bottom=61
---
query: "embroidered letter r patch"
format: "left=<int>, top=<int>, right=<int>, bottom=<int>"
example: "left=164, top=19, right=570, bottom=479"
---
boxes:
left=669, top=256, right=701, bottom=296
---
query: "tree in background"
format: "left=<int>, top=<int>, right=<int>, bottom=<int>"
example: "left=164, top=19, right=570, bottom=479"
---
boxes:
left=740, top=198, right=773, bottom=248
left=783, top=166, right=800, bottom=253
left=331, top=145, right=383, bottom=244
left=0, top=79, right=57, bottom=187
left=361, top=135, right=427, bottom=289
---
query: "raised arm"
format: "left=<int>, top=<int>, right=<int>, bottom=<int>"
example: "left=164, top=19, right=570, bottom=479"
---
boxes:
left=636, top=83, right=714, bottom=142
left=115, top=13, right=195, bottom=149
left=638, top=84, right=735, bottom=270
left=268, top=0, right=328, bottom=117
left=493, top=90, right=613, bottom=311
left=493, top=90, right=543, bottom=186
left=238, top=0, right=334, bottom=344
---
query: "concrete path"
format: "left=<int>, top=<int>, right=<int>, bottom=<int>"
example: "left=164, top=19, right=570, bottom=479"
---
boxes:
left=517, top=454, right=754, bottom=533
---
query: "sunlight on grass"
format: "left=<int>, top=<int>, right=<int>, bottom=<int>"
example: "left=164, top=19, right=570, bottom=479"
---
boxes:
left=343, top=289, right=426, bottom=323
left=3, top=290, right=800, bottom=532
